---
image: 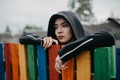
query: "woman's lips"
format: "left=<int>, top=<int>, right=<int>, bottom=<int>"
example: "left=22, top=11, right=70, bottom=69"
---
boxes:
left=58, top=36, right=64, bottom=39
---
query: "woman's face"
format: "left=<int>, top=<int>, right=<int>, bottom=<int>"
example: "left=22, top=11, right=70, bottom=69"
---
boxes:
left=54, top=18, right=73, bottom=44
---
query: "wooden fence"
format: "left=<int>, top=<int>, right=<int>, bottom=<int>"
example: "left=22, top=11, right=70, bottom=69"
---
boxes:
left=0, top=43, right=119, bottom=80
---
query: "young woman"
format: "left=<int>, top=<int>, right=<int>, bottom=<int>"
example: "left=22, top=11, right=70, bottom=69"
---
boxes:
left=20, top=11, right=115, bottom=75
left=43, top=11, right=85, bottom=73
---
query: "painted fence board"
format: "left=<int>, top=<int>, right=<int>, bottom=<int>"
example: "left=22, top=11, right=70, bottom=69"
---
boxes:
left=62, top=58, right=75, bottom=80
left=76, top=50, right=91, bottom=80
left=0, top=43, right=5, bottom=80
left=27, top=45, right=38, bottom=80
left=37, top=45, right=47, bottom=80
left=10, top=43, right=20, bottom=80
left=19, top=44, right=28, bottom=80
left=94, top=47, right=113, bottom=80
left=48, top=45, right=60, bottom=80
left=4, top=43, right=13, bottom=80
left=116, top=48, right=120, bottom=80
left=110, top=46, right=116, bottom=79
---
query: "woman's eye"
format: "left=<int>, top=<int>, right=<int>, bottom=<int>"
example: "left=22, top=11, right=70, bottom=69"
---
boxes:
left=63, top=24, right=69, bottom=27
left=54, top=26, right=58, bottom=30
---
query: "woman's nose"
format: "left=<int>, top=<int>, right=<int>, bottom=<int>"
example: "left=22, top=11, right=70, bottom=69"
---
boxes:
left=57, top=27, right=63, bottom=33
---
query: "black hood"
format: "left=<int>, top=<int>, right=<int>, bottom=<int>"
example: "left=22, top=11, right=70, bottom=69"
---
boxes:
left=47, top=11, right=85, bottom=40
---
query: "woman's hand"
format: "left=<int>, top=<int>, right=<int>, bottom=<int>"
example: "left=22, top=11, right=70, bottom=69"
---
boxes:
left=55, top=55, right=67, bottom=74
left=43, top=37, right=58, bottom=49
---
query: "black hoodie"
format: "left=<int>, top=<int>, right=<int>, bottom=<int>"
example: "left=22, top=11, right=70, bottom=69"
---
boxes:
left=47, top=11, right=85, bottom=40
left=47, top=11, right=115, bottom=62
left=58, top=31, right=115, bottom=62
left=47, top=11, right=115, bottom=75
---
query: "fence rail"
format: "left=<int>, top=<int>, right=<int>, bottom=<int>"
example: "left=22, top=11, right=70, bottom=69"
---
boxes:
left=0, top=43, right=119, bottom=80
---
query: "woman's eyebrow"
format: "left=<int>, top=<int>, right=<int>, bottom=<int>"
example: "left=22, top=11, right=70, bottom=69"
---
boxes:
left=61, top=21, right=68, bottom=25
left=54, top=21, right=68, bottom=26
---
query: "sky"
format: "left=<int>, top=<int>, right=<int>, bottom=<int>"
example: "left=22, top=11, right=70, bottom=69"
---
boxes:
left=0, top=0, right=120, bottom=35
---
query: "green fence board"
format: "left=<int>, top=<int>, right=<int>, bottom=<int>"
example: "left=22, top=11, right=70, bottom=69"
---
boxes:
left=110, top=46, right=116, bottom=79
left=94, top=47, right=111, bottom=80
left=27, top=45, right=38, bottom=80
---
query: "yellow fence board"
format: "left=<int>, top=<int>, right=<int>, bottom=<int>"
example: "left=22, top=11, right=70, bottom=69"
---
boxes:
left=19, top=44, right=28, bottom=80
left=76, top=50, right=91, bottom=80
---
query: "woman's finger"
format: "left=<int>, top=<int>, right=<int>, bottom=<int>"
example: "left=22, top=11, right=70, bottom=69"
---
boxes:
left=61, top=63, right=68, bottom=70
left=43, top=37, right=47, bottom=48
left=53, top=38, right=58, bottom=44
left=55, top=62, right=62, bottom=74
left=46, top=37, right=53, bottom=48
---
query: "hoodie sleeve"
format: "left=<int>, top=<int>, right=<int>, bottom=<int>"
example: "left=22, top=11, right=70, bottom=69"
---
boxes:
left=19, top=33, right=43, bottom=45
left=58, top=31, right=115, bottom=62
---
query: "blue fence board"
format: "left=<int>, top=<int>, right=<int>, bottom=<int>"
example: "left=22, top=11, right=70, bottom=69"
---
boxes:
left=37, top=45, right=47, bottom=80
left=0, top=43, right=5, bottom=80
left=116, top=48, right=120, bottom=80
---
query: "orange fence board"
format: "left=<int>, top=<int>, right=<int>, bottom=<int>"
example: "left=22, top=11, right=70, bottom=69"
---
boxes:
left=48, top=45, right=60, bottom=80
left=62, top=58, right=75, bottom=80
left=19, top=44, right=28, bottom=80
left=10, top=43, right=20, bottom=80
left=76, top=50, right=91, bottom=80
left=4, top=43, right=12, bottom=80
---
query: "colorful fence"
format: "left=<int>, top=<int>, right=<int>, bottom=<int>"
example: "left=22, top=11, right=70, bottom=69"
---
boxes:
left=0, top=43, right=119, bottom=80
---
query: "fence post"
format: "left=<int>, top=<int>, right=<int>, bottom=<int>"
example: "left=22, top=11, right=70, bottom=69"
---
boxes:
left=19, top=44, right=28, bottom=80
left=26, top=45, right=38, bottom=80
left=110, top=46, right=116, bottom=79
left=48, top=45, right=60, bottom=80
left=62, top=58, right=75, bottom=80
left=4, top=43, right=13, bottom=80
left=10, top=43, right=20, bottom=80
left=94, top=46, right=115, bottom=80
left=37, top=45, right=48, bottom=80
left=116, top=48, right=120, bottom=80
left=76, top=50, right=91, bottom=80
left=0, top=43, right=5, bottom=80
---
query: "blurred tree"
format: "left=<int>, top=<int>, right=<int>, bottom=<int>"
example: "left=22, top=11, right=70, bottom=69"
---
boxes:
left=23, top=25, right=47, bottom=36
left=5, top=25, right=11, bottom=35
left=68, top=0, right=96, bottom=22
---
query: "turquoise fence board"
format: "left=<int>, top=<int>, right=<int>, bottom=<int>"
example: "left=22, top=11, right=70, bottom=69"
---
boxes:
left=0, top=43, right=5, bottom=80
left=37, top=45, right=47, bottom=80
left=27, top=45, right=38, bottom=80
left=116, top=48, right=120, bottom=80
left=94, top=47, right=111, bottom=80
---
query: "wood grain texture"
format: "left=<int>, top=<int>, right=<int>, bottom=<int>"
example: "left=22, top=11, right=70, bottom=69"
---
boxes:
left=10, top=43, right=20, bottom=80
left=48, top=45, right=60, bottom=80
left=94, top=47, right=111, bottom=80
left=27, top=45, right=38, bottom=80
left=0, top=43, right=5, bottom=80
left=62, top=58, right=75, bottom=80
left=76, top=50, right=91, bottom=80
left=19, top=44, right=28, bottom=80
left=4, top=43, right=12, bottom=80
left=37, top=45, right=48, bottom=80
